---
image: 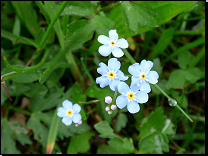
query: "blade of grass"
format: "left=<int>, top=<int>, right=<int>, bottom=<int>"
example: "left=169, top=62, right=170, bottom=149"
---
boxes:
left=35, top=1, right=51, bottom=24
left=1, top=29, right=38, bottom=48
left=189, top=46, right=205, bottom=68
left=162, top=37, right=205, bottom=63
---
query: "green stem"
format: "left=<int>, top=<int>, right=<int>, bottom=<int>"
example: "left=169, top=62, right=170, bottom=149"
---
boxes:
left=80, top=57, right=94, bottom=83
left=124, top=49, right=193, bottom=122
left=38, top=1, right=68, bottom=50
left=78, top=100, right=100, bottom=105
left=3, top=49, right=50, bottom=73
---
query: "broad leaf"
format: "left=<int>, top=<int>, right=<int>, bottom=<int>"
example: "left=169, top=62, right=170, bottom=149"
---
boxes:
left=121, top=1, right=157, bottom=33
left=114, top=113, right=128, bottom=132
left=67, top=131, right=95, bottom=154
left=94, top=121, right=118, bottom=138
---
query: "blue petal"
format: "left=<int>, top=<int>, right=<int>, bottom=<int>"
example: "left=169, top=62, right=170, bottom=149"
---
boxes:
left=134, top=91, right=148, bottom=103
left=128, top=63, right=141, bottom=76
left=62, top=116, right=72, bottom=126
left=108, top=58, right=120, bottom=71
left=72, top=113, right=82, bottom=123
left=96, top=76, right=109, bottom=88
left=140, top=81, right=151, bottom=93
left=131, top=76, right=141, bottom=86
left=116, top=95, right=128, bottom=109
left=116, top=70, right=128, bottom=81
left=62, top=100, right=72, bottom=110
left=118, top=82, right=129, bottom=95
left=57, top=107, right=66, bottom=117
left=97, top=62, right=109, bottom=75
left=98, top=45, right=111, bottom=57
left=140, top=60, right=153, bottom=73
left=147, top=71, right=159, bottom=84
left=112, top=47, right=124, bottom=58
left=98, top=35, right=110, bottom=44
left=72, top=104, right=81, bottom=113
left=109, top=79, right=120, bottom=91
left=130, top=83, right=140, bottom=93
left=127, top=101, right=140, bottom=114
left=109, top=30, right=118, bottom=41
left=117, top=38, right=128, bottom=48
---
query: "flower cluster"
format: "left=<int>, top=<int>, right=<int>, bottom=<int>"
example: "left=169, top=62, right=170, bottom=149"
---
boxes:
left=96, top=29, right=159, bottom=114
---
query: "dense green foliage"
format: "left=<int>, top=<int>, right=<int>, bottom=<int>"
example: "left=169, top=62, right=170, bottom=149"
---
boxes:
left=1, top=1, right=205, bottom=154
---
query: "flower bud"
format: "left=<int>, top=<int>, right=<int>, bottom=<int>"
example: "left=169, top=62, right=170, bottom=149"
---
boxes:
left=105, top=106, right=110, bottom=111
left=111, top=105, right=117, bottom=110
left=78, top=120, right=82, bottom=125
left=108, top=111, right=112, bottom=114
left=105, top=96, right=112, bottom=104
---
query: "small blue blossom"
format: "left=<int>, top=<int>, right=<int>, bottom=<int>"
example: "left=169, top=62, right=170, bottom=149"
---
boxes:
left=128, top=59, right=159, bottom=93
left=98, top=29, right=128, bottom=58
left=96, top=58, right=128, bottom=91
left=116, top=82, right=148, bottom=114
left=57, top=100, right=82, bottom=126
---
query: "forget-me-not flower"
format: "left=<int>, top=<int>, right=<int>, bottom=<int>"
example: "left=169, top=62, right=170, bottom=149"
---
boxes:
left=116, top=82, right=148, bottom=114
left=128, top=59, right=159, bottom=93
left=96, top=58, right=128, bottom=91
left=98, top=29, right=128, bottom=58
left=57, top=100, right=82, bottom=126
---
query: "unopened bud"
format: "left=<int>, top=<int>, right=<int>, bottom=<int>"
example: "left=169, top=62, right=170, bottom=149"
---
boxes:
left=111, top=105, right=117, bottom=110
left=105, top=106, right=110, bottom=111
left=108, top=111, right=112, bottom=114
left=105, top=96, right=112, bottom=104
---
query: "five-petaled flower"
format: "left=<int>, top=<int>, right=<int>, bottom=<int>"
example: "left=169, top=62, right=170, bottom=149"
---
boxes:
left=57, top=100, right=82, bottom=126
left=128, top=59, right=159, bottom=93
left=116, top=82, right=148, bottom=114
left=96, top=58, right=128, bottom=91
left=98, top=29, right=128, bottom=58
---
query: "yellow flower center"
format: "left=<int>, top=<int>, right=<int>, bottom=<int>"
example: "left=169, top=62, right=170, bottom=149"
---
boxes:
left=108, top=71, right=115, bottom=79
left=110, top=40, right=116, bottom=47
left=127, top=92, right=135, bottom=100
left=140, top=73, right=146, bottom=80
left=67, top=110, right=73, bottom=116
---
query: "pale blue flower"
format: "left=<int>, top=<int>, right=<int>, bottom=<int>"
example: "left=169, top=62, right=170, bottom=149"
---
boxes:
left=128, top=59, right=159, bottom=93
left=96, top=58, right=128, bottom=91
left=57, top=100, right=82, bottom=126
left=116, top=82, right=148, bottom=114
left=98, top=29, right=128, bottom=58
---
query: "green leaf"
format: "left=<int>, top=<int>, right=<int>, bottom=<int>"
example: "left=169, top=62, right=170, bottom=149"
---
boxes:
left=67, top=19, right=94, bottom=43
left=162, top=119, right=175, bottom=135
left=10, top=72, right=38, bottom=83
left=108, top=1, right=198, bottom=38
left=114, top=113, right=128, bottom=132
left=139, top=133, right=169, bottom=154
left=30, top=90, right=62, bottom=112
left=94, top=121, right=118, bottom=138
left=121, top=1, right=157, bottom=33
left=148, top=28, right=175, bottom=60
left=108, top=137, right=134, bottom=154
left=184, top=67, right=202, bottom=83
left=26, top=115, right=49, bottom=147
left=11, top=1, right=40, bottom=37
left=62, top=1, right=95, bottom=16
left=8, top=83, right=31, bottom=97
left=178, top=51, right=195, bottom=70
left=97, top=144, right=117, bottom=154
left=166, top=69, right=186, bottom=89
left=91, top=15, right=115, bottom=36
left=139, top=107, right=166, bottom=140
left=67, top=131, right=95, bottom=154
left=85, top=82, right=113, bottom=100
left=23, top=82, right=48, bottom=98
left=1, top=118, right=22, bottom=154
